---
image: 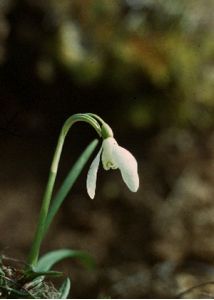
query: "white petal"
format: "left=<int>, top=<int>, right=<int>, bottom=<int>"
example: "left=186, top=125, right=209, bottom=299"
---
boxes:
left=112, top=145, right=139, bottom=192
left=102, top=137, right=118, bottom=170
left=86, top=147, right=102, bottom=199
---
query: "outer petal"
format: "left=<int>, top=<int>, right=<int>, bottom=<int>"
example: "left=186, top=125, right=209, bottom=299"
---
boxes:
left=86, top=147, right=102, bottom=199
left=112, top=145, right=139, bottom=192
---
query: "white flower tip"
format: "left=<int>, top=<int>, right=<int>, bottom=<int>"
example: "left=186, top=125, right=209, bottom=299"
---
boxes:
left=87, top=171, right=96, bottom=199
left=86, top=147, right=102, bottom=200
left=87, top=189, right=95, bottom=199
left=124, top=168, right=139, bottom=193
left=129, top=177, right=139, bottom=192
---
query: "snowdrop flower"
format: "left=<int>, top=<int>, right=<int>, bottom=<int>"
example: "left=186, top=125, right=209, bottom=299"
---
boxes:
left=87, top=137, right=139, bottom=199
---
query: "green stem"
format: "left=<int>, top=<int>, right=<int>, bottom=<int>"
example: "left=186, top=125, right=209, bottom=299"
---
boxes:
left=86, top=113, right=106, bottom=125
left=43, top=139, right=98, bottom=237
left=27, top=114, right=101, bottom=268
left=87, top=113, right=113, bottom=138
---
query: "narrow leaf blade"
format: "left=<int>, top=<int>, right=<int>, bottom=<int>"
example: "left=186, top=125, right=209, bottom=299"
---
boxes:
left=24, top=268, right=63, bottom=281
left=59, top=278, right=71, bottom=299
left=35, top=249, right=95, bottom=272
left=43, top=139, right=99, bottom=236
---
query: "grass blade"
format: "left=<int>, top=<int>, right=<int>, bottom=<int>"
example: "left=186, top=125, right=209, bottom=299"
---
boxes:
left=35, top=249, right=95, bottom=272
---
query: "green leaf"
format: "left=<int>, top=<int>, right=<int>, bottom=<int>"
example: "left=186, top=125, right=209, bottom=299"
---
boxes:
left=35, top=249, right=95, bottom=272
left=59, top=278, right=71, bottom=299
left=43, top=139, right=99, bottom=236
left=26, top=269, right=63, bottom=280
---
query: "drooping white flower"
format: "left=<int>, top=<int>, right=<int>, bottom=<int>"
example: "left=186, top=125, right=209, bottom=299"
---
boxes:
left=87, top=137, right=139, bottom=199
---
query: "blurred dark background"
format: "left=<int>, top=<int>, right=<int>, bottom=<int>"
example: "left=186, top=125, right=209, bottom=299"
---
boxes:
left=0, top=0, right=214, bottom=298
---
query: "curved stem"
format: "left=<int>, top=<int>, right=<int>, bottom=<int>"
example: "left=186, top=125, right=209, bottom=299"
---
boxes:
left=27, top=114, right=101, bottom=268
left=87, top=113, right=113, bottom=138
left=86, top=113, right=106, bottom=125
